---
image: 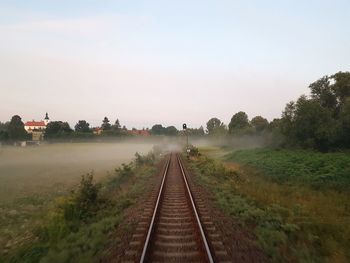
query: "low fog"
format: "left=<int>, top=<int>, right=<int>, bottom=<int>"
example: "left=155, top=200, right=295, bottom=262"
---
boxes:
left=0, top=136, right=269, bottom=205
left=192, top=135, right=274, bottom=149
left=0, top=141, right=154, bottom=204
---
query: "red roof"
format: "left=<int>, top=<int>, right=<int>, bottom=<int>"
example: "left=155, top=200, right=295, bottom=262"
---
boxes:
left=128, top=130, right=150, bottom=136
left=25, top=121, right=46, bottom=126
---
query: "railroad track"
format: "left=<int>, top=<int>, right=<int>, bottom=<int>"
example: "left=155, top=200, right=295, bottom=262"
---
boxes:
left=122, top=153, right=232, bottom=262
left=139, top=153, right=214, bottom=262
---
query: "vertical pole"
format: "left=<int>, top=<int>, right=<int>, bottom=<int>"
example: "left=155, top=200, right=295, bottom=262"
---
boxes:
left=186, top=129, right=189, bottom=150
left=183, top=123, right=189, bottom=159
left=186, top=129, right=189, bottom=159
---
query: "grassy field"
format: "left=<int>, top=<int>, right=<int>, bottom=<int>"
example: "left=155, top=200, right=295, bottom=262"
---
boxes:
left=192, top=148, right=350, bottom=262
left=3, top=152, right=157, bottom=262
left=226, top=149, right=350, bottom=190
left=0, top=142, right=152, bottom=256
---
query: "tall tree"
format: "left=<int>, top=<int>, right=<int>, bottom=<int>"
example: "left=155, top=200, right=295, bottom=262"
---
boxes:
left=281, top=96, right=336, bottom=151
left=45, top=121, right=73, bottom=138
left=75, top=120, right=91, bottom=133
left=280, top=101, right=296, bottom=141
left=331, top=71, right=350, bottom=106
left=101, top=117, right=111, bottom=131
left=228, top=111, right=250, bottom=134
left=151, top=124, right=165, bottom=135
left=337, top=98, right=350, bottom=147
left=8, top=115, right=27, bottom=140
left=206, top=118, right=225, bottom=135
left=309, top=72, right=350, bottom=115
left=309, top=76, right=337, bottom=110
left=280, top=72, right=350, bottom=150
left=0, top=121, right=9, bottom=131
left=296, top=96, right=335, bottom=151
left=112, top=119, right=121, bottom=132
left=269, top=118, right=282, bottom=132
left=0, top=122, right=9, bottom=141
left=251, top=116, right=269, bottom=134
left=165, top=126, right=178, bottom=136
left=0, top=130, right=9, bottom=141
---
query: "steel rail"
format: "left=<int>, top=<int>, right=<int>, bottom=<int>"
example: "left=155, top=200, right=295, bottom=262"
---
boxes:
left=177, top=154, right=214, bottom=263
left=139, top=155, right=171, bottom=263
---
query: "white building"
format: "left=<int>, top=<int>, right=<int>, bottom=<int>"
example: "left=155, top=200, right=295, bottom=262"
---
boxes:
left=24, top=113, right=50, bottom=138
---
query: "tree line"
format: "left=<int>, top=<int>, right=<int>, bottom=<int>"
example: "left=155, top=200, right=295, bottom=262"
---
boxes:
left=0, top=117, right=203, bottom=141
left=1, top=71, right=349, bottom=151
left=280, top=72, right=350, bottom=151
left=0, top=116, right=129, bottom=141
left=204, top=71, right=350, bottom=151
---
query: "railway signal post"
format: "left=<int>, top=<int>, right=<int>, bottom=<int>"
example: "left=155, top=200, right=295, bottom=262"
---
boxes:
left=183, top=123, right=189, bottom=158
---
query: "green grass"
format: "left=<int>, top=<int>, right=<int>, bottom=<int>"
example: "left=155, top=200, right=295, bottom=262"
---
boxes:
left=190, top=151, right=350, bottom=262
left=225, top=149, right=350, bottom=190
left=0, top=142, right=152, bottom=256
left=1, top=153, right=157, bottom=263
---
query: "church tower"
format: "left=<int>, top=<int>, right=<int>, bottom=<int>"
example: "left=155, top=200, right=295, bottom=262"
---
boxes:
left=44, top=112, right=50, bottom=125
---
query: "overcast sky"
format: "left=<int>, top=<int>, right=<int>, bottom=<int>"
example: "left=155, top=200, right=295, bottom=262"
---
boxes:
left=1, top=0, right=349, bottom=129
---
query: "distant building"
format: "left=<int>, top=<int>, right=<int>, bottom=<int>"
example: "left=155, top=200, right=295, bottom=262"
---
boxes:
left=128, top=129, right=150, bottom=136
left=93, top=127, right=103, bottom=135
left=24, top=120, right=46, bottom=133
left=24, top=113, right=50, bottom=141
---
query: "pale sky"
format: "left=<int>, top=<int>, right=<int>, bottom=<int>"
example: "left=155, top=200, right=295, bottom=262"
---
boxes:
left=1, top=0, right=349, bottom=129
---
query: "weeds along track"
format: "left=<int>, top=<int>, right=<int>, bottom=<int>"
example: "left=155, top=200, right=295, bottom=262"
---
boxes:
left=122, top=153, right=216, bottom=262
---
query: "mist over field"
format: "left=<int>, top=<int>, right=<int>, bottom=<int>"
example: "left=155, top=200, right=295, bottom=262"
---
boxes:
left=0, top=142, right=153, bottom=204
left=1, top=1, right=349, bottom=261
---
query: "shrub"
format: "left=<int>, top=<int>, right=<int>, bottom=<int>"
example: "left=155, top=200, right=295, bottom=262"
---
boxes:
left=134, top=152, right=155, bottom=167
left=75, top=173, right=100, bottom=220
left=189, top=145, right=200, bottom=156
